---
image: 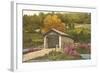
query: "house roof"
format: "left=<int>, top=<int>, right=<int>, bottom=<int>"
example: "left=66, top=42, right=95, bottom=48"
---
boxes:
left=43, top=28, right=72, bottom=38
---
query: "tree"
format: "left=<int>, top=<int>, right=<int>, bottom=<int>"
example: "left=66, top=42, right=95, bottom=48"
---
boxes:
left=67, top=27, right=90, bottom=43
left=42, top=14, right=65, bottom=33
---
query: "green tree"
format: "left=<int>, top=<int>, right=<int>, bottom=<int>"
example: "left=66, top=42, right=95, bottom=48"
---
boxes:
left=67, top=28, right=90, bottom=43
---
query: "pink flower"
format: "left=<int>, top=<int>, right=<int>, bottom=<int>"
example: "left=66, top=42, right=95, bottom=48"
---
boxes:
left=64, top=44, right=80, bottom=56
left=78, top=43, right=90, bottom=49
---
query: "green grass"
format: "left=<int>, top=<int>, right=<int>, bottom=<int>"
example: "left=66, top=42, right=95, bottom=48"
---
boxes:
left=23, top=32, right=43, bottom=48
left=47, top=51, right=81, bottom=60
left=27, top=51, right=82, bottom=62
left=76, top=48, right=91, bottom=54
left=75, top=24, right=90, bottom=28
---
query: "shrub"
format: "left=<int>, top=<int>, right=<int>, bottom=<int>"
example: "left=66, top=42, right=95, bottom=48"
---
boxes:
left=64, top=44, right=80, bottom=57
left=76, top=43, right=91, bottom=54
left=47, top=51, right=81, bottom=60
left=78, top=43, right=90, bottom=49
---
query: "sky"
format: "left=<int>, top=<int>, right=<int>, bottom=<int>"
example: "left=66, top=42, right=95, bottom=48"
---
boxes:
left=23, top=10, right=90, bottom=16
left=22, top=10, right=72, bottom=15
left=23, top=10, right=50, bottom=15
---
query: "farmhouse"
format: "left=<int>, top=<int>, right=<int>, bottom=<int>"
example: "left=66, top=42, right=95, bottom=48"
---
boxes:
left=43, top=29, right=74, bottom=49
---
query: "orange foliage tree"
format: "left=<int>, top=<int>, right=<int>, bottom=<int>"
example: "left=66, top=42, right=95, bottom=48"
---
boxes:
left=41, top=14, right=65, bottom=33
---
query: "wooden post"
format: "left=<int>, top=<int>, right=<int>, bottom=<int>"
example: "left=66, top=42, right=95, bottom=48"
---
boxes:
left=59, top=35, right=61, bottom=49
left=44, top=36, right=46, bottom=49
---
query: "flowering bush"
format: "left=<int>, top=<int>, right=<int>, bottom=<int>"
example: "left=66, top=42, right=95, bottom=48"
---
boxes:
left=78, top=43, right=90, bottom=49
left=64, top=44, right=80, bottom=57
left=76, top=43, right=91, bottom=54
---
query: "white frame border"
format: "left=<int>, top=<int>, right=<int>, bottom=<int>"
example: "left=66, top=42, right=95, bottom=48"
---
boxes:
left=11, top=1, right=97, bottom=71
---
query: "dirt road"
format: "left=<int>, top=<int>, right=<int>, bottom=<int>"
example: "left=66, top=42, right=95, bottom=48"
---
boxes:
left=23, top=48, right=61, bottom=62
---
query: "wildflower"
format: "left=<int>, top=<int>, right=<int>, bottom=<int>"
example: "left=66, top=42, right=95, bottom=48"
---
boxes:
left=64, top=44, right=80, bottom=56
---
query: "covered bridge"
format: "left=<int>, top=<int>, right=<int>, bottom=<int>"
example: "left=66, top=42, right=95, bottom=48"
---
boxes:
left=43, top=29, right=74, bottom=49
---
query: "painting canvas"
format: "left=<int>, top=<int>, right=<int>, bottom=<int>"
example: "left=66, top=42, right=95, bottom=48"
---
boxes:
left=22, top=10, right=91, bottom=62
left=11, top=1, right=97, bottom=71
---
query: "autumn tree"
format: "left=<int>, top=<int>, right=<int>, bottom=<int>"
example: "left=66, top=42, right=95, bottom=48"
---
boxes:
left=41, top=14, right=65, bottom=33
